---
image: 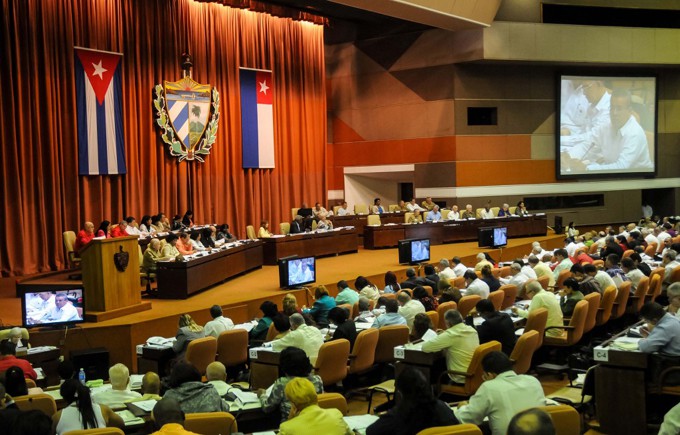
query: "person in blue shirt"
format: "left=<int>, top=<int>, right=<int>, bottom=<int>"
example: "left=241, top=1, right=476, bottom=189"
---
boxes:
left=639, top=302, right=680, bottom=356
left=335, top=280, right=359, bottom=306
left=372, top=299, right=407, bottom=328
left=426, top=205, right=442, bottom=222
left=304, top=285, right=336, bottom=328
left=372, top=198, right=384, bottom=214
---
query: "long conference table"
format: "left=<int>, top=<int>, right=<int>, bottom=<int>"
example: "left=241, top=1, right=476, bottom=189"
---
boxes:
left=362, top=214, right=547, bottom=249
left=260, top=227, right=358, bottom=265
left=155, top=241, right=264, bottom=299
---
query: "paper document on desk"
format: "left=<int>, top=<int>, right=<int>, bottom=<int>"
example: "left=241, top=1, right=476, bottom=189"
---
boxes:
left=116, top=410, right=145, bottom=426
left=35, top=367, right=45, bottom=380
left=355, top=321, right=374, bottom=330
left=610, top=337, right=640, bottom=351
left=130, top=374, right=144, bottom=389
left=27, top=346, right=58, bottom=354
left=132, top=399, right=158, bottom=412
left=231, top=388, right=259, bottom=405
left=344, top=415, right=379, bottom=431
left=233, top=321, right=257, bottom=332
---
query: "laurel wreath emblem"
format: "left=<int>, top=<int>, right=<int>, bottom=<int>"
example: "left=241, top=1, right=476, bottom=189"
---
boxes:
left=153, top=85, right=220, bottom=162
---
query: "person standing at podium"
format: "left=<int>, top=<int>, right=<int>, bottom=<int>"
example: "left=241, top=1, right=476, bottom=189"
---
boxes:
left=74, top=222, right=95, bottom=251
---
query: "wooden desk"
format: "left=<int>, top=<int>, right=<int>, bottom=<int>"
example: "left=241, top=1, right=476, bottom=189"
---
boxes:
left=20, top=347, right=61, bottom=387
left=156, top=241, right=263, bottom=299
left=394, top=345, right=444, bottom=383
left=363, top=215, right=548, bottom=249
left=593, top=326, right=648, bottom=435
left=136, top=346, right=175, bottom=378
left=260, top=228, right=358, bottom=265
left=330, top=214, right=406, bottom=241
left=249, top=348, right=281, bottom=389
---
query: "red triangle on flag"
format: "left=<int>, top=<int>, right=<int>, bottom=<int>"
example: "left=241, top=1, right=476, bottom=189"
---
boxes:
left=75, top=48, right=122, bottom=105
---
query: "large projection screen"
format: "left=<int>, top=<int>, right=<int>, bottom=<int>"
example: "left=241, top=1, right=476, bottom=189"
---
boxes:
left=558, top=75, right=656, bottom=179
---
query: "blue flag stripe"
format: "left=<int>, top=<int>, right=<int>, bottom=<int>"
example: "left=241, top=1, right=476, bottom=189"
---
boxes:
left=240, top=69, right=259, bottom=168
left=96, top=93, right=109, bottom=174
left=75, top=59, right=89, bottom=175
left=113, top=68, right=126, bottom=174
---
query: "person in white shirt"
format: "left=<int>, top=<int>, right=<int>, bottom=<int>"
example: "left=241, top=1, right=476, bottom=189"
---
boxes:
left=437, top=258, right=457, bottom=282
left=525, top=241, right=547, bottom=260
left=500, top=263, right=529, bottom=294
left=622, top=257, right=645, bottom=292
left=656, top=226, right=672, bottom=252
left=336, top=201, right=352, bottom=216
left=397, top=291, right=426, bottom=332
left=206, top=361, right=231, bottom=397
left=480, top=202, right=495, bottom=219
left=204, top=305, right=235, bottom=338
left=406, top=198, right=425, bottom=212
left=520, top=262, right=537, bottom=280
left=422, top=309, right=478, bottom=383
left=452, top=257, right=468, bottom=277
left=26, top=292, right=56, bottom=324
left=124, top=217, right=141, bottom=236
left=43, top=293, right=81, bottom=323
left=455, top=351, right=546, bottom=435
left=663, top=250, right=680, bottom=285
left=447, top=205, right=460, bottom=220
left=528, top=255, right=555, bottom=288
left=272, top=314, right=324, bottom=362
left=93, top=363, right=142, bottom=408
left=642, top=228, right=659, bottom=248
left=312, top=202, right=330, bottom=219
left=464, top=270, right=490, bottom=299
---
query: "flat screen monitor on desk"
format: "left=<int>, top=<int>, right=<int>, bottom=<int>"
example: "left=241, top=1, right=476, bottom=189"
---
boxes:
left=477, top=227, right=507, bottom=248
left=278, top=256, right=316, bottom=288
left=22, top=288, right=85, bottom=328
left=398, top=238, right=430, bottom=264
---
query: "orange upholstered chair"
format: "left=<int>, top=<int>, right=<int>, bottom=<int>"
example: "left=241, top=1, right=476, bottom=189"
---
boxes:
left=646, top=272, right=663, bottom=303
left=13, top=393, right=57, bottom=417
left=537, top=405, right=580, bottom=435
left=629, top=276, right=649, bottom=314
left=184, top=411, right=238, bottom=434
left=596, top=285, right=617, bottom=326
left=417, top=424, right=483, bottom=435
left=499, top=284, right=518, bottom=310
left=437, top=301, right=457, bottom=330
left=610, top=281, right=631, bottom=320
left=216, top=330, right=248, bottom=372
left=499, top=266, right=512, bottom=278
left=644, top=243, right=658, bottom=257
left=265, top=321, right=279, bottom=342
left=458, top=295, right=481, bottom=318
left=582, top=292, right=601, bottom=334
left=554, top=269, right=572, bottom=290
left=317, top=392, right=348, bottom=415
left=487, top=290, right=504, bottom=311
left=348, top=328, right=379, bottom=375
left=185, top=336, right=218, bottom=375
left=374, top=325, right=409, bottom=364
left=437, top=341, right=501, bottom=398
left=523, top=308, right=548, bottom=349
left=537, top=275, right=550, bottom=291
left=314, top=339, right=350, bottom=386
left=670, top=265, right=680, bottom=284
left=425, top=311, right=439, bottom=330
left=622, top=249, right=634, bottom=259
left=543, top=300, right=588, bottom=347
left=510, top=330, right=540, bottom=375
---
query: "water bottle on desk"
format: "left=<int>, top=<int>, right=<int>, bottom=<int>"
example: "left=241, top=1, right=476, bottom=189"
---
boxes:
left=78, top=368, right=86, bottom=385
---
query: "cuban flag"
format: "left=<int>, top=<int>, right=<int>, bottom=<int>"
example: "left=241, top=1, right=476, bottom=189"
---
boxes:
left=240, top=68, right=275, bottom=169
left=75, top=47, right=126, bottom=175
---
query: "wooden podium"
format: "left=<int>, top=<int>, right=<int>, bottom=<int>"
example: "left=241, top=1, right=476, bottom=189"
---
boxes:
left=80, top=236, right=151, bottom=322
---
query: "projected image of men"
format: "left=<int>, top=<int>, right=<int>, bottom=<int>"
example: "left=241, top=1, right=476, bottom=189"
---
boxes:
left=584, top=89, right=652, bottom=171
left=561, top=79, right=610, bottom=150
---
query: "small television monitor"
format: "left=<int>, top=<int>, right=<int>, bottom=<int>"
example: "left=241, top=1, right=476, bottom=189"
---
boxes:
left=398, top=238, right=431, bottom=264
left=478, top=227, right=508, bottom=248
left=278, top=256, right=316, bottom=288
left=22, top=288, right=85, bottom=328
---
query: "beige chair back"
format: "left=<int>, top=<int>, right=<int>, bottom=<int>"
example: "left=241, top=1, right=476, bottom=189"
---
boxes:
left=499, top=284, right=518, bottom=310
left=14, top=393, right=57, bottom=417
left=185, top=411, right=238, bottom=434
left=185, top=336, right=218, bottom=375
left=348, top=328, right=379, bottom=375
left=354, top=204, right=369, bottom=215
left=367, top=215, right=381, bottom=226
left=217, top=330, right=248, bottom=369
left=537, top=405, right=580, bottom=435
left=246, top=225, right=256, bottom=240
left=583, top=292, right=601, bottom=333
left=280, top=222, right=290, bottom=235
left=437, top=301, right=457, bottom=330
left=314, top=339, right=350, bottom=386
left=318, top=392, right=349, bottom=415
left=374, top=325, right=409, bottom=364
left=510, top=330, right=539, bottom=374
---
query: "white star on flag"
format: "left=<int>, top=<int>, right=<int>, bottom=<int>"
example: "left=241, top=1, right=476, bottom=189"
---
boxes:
left=92, top=60, right=107, bottom=79
left=259, top=80, right=269, bottom=95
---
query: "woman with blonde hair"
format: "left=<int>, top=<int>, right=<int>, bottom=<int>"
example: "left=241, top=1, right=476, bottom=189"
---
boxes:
left=282, top=293, right=301, bottom=316
left=172, top=314, right=205, bottom=358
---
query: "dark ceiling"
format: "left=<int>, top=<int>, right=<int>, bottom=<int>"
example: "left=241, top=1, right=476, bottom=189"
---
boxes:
left=264, top=0, right=432, bottom=44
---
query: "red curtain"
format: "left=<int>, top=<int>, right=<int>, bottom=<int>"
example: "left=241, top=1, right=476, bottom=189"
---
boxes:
left=0, top=0, right=327, bottom=277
